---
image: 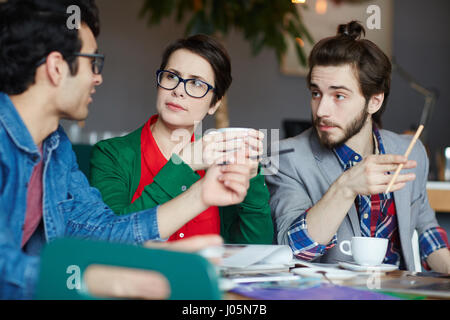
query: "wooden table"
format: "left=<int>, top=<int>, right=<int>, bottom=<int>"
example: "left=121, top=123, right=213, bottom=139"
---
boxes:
left=341, top=270, right=449, bottom=299
left=427, top=181, right=450, bottom=213
left=225, top=270, right=450, bottom=300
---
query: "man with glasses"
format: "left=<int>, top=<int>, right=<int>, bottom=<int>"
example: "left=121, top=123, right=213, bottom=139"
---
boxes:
left=0, top=0, right=254, bottom=299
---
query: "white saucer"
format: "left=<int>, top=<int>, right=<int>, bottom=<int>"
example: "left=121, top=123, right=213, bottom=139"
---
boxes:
left=338, top=261, right=399, bottom=272
left=291, top=267, right=357, bottom=280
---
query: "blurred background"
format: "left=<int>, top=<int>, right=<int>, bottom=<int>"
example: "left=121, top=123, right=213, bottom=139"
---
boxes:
left=60, top=0, right=450, bottom=231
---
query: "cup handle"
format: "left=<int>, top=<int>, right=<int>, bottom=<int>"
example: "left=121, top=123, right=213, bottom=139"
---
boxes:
left=339, top=240, right=352, bottom=256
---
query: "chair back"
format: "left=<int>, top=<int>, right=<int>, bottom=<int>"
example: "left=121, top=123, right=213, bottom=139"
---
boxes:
left=72, top=144, right=93, bottom=177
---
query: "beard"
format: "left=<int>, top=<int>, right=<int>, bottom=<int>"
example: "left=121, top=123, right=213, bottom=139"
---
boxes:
left=313, top=102, right=369, bottom=149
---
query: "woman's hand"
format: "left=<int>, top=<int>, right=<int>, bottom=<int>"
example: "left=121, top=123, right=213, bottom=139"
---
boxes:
left=177, top=129, right=264, bottom=173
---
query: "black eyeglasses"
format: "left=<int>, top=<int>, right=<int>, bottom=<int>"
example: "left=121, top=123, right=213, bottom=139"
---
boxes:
left=156, top=69, right=215, bottom=98
left=73, top=53, right=105, bottom=75
left=36, top=52, right=105, bottom=75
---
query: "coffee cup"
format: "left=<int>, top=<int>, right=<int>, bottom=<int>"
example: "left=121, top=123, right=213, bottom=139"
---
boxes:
left=207, top=128, right=253, bottom=142
left=339, top=236, right=388, bottom=266
left=213, top=128, right=256, bottom=151
left=215, top=127, right=254, bottom=136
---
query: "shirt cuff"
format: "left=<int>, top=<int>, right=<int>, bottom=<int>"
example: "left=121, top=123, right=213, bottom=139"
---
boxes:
left=25, top=256, right=40, bottom=299
left=240, top=166, right=269, bottom=208
left=2, top=253, right=40, bottom=299
left=133, top=205, right=161, bottom=243
left=152, top=154, right=201, bottom=198
left=419, top=226, right=449, bottom=263
left=287, top=210, right=337, bottom=261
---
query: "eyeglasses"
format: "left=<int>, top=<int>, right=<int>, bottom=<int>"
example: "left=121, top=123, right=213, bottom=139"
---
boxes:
left=73, top=53, right=105, bottom=75
left=156, top=69, right=215, bottom=98
left=36, top=52, right=105, bottom=75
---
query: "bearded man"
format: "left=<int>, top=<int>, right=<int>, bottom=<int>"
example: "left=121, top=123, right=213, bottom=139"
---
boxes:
left=265, top=21, right=450, bottom=273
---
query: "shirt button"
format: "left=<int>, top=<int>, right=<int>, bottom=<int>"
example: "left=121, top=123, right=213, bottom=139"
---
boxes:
left=363, top=213, right=369, bottom=219
left=354, top=155, right=360, bottom=161
left=179, top=233, right=184, bottom=238
left=181, top=185, right=187, bottom=192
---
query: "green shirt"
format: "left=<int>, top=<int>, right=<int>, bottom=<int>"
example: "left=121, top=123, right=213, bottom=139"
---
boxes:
left=88, top=126, right=273, bottom=244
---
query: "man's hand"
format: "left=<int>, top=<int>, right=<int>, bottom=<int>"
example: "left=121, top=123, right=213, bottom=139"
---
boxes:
left=144, top=234, right=223, bottom=252
left=145, top=234, right=225, bottom=265
left=200, top=164, right=252, bottom=207
left=339, top=154, right=417, bottom=198
left=306, top=154, right=417, bottom=245
left=426, top=248, right=450, bottom=274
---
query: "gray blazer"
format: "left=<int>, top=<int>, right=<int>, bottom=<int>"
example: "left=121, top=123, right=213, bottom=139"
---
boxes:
left=265, top=128, right=440, bottom=271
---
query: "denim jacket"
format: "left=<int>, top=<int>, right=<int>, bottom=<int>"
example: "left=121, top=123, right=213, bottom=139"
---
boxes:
left=0, top=93, right=161, bottom=299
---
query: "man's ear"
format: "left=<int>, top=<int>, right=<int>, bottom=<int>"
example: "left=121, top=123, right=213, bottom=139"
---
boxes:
left=207, top=98, right=222, bottom=115
left=367, top=92, right=384, bottom=115
left=43, top=51, right=69, bottom=87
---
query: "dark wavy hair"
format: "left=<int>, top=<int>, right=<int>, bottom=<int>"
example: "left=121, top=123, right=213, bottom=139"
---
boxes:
left=0, top=0, right=100, bottom=95
left=159, top=34, right=232, bottom=107
left=307, top=21, right=392, bottom=127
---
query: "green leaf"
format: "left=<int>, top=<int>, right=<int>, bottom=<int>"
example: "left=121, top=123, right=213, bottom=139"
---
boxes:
left=186, top=10, right=214, bottom=36
left=138, top=0, right=338, bottom=68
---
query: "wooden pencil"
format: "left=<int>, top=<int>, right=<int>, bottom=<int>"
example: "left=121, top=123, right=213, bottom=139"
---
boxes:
left=384, top=125, right=424, bottom=194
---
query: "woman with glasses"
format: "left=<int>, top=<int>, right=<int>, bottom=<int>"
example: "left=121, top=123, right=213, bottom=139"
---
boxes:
left=88, top=34, right=273, bottom=244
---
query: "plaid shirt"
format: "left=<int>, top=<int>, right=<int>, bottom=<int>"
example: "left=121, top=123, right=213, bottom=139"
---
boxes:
left=288, top=127, right=449, bottom=269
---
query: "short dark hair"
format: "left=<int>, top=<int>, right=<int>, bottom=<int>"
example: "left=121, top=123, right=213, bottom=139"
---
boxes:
left=307, top=21, right=392, bottom=127
left=159, top=34, right=232, bottom=106
left=0, top=0, right=100, bottom=95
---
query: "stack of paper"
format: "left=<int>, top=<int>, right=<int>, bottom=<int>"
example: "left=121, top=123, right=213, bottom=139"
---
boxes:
left=220, top=244, right=294, bottom=276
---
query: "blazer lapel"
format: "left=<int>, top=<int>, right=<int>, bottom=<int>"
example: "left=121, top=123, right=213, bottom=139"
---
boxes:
left=381, top=130, right=413, bottom=269
left=310, top=131, right=361, bottom=236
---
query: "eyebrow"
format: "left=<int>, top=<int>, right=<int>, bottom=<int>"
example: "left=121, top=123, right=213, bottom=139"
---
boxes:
left=309, top=83, right=353, bottom=93
left=167, top=68, right=208, bottom=82
left=330, top=85, right=353, bottom=93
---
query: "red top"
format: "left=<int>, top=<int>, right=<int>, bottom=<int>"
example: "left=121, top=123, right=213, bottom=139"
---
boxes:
left=131, top=115, right=220, bottom=241
left=22, top=146, right=44, bottom=248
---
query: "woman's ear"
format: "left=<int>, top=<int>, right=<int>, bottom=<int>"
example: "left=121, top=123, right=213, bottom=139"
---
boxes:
left=208, top=98, right=222, bottom=115
left=367, top=92, right=384, bottom=115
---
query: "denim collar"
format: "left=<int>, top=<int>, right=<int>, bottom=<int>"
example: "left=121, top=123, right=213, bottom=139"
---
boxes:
left=0, top=92, right=60, bottom=158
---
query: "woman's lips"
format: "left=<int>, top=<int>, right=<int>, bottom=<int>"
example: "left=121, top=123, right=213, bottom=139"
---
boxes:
left=166, top=102, right=186, bottom=112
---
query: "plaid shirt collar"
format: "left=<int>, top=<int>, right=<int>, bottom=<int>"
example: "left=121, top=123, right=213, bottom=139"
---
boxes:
left=334, top=125, right=385, bottom=169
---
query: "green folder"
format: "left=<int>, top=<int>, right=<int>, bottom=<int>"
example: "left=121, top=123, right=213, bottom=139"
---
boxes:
left=36, top=238, right=222, bottom=300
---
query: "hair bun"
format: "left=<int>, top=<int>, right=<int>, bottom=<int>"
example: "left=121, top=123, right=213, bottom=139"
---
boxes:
left=337, top=20, right=366, bottom=40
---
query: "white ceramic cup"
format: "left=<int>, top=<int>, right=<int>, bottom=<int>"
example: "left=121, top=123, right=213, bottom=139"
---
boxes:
left=339, top=236, right=388, bottom=266
left=213, top=128, right=254, bottom=152
left=215, top=127, right=253, bottom=135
